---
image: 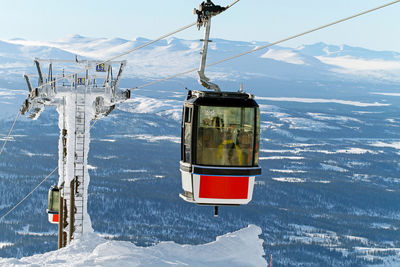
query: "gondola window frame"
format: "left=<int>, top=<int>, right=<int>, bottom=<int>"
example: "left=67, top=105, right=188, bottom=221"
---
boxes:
left=182, top=105, right=193, bottom=163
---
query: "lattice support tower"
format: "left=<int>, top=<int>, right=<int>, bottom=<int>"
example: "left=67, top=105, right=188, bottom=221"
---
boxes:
left=20, top=58, right=130, bottom=246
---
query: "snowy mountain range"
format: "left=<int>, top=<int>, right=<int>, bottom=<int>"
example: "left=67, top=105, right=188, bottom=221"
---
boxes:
left=1, top=34, right=400, bottom=86
left=0, top=35, right=400, bottom=266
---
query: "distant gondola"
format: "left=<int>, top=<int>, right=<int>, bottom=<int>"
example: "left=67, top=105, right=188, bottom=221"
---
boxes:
left=47, top=186, right=60, bottom=224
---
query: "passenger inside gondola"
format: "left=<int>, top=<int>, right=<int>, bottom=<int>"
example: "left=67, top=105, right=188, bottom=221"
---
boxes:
left=196, top=106, right=255, bottom=167
left=237, top=130, right=253, bottom=164
left=217, top=125, right=244, bottom=166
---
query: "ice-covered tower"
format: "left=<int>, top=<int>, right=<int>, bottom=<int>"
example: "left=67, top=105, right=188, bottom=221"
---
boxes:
left=21, top=58, right=130, bottom=247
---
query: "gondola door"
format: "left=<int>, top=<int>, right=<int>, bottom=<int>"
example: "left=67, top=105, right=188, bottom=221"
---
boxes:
left=181, top=105, right=194, bottom=198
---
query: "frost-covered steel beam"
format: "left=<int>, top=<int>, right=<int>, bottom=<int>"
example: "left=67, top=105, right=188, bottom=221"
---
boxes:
left=27, top=105, right=45, bottom=120
left=20, top=99, right=31, bottom=115
left=48, top=63, right=53, bottom=83
left=34, top=59, right=44, bottom=86
left=111, top=61, right=130, bottom=103
left=22, top=57, right=129, bottom=120
left=35, top=58, right=125, bottom=65
left=114, top=61, right=126, bottom=89
left=103, top=65, right=112, bottom=87
left=20, top=74, right=40, bottom=115
left=24, top=74, right=33, bottom=93
left=19, top=56, right=131, bottom=245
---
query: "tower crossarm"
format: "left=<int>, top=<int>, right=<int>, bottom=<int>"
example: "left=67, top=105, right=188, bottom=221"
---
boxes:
left=20, top=58, right=130, bottom=120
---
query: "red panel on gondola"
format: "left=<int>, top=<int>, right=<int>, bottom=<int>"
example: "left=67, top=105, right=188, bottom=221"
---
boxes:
left=199, top=175, right=249, bottom=199
left=53, top=214, right=59, bottom=223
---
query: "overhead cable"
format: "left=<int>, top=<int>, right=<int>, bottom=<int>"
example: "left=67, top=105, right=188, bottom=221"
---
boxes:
left=3, top=0, right=397, bottom=221
left=27, top=0, right=242, bottom=92
left=227, top=0, right=240, bottom=9
left=3, top=22, right=195, bottom=160
left=133, top=0, right=400, bottom=90
left=9, top=22, right=198, bottom=156
left=0, top=167, right=58, bottom=222
left=31, top=22, right=197, bottom=91
left=207, top=0, right=400, bottom=68
left=0, top=1, right=241, bottom=222
left=0, top=111, right=21, bottom=158
left=0, top=116, right=102, bottom=222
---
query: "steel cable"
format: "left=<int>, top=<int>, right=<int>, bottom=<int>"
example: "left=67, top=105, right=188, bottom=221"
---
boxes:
left=0, top=110, right=21, bottom=158
left=25, top=0, right=242, bottom=91
left=0, top=116, right=103, bottom=222
left=0, top=167, right=58, bottom=222
left=29, top=22, right=197, bottom=91
left=133, top=0, right=400, bottom=90
left=2, top=0, right=399, bottom=223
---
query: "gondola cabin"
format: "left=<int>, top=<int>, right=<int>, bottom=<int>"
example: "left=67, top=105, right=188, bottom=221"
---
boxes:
left=179, top=90, right=261, bottom=206
left=47, top=186, right=60, bottom=224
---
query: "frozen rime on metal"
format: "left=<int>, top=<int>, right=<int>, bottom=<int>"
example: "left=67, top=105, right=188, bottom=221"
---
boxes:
left=56, top=94, right=98, bottom=235
left=21, top=58, right=130, bottom=244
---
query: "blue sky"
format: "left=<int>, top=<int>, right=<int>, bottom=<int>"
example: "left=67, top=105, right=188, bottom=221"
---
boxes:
left=1, top=0, right=399, bottom=51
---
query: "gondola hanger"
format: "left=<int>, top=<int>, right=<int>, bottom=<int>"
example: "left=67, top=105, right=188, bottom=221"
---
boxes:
left=178, top=1, right=262, bottom=216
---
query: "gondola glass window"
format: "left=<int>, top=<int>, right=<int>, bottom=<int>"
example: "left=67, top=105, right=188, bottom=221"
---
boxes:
left=196, top=106, right=256, bottom=166
left=48, top=188, right=60, bottom=213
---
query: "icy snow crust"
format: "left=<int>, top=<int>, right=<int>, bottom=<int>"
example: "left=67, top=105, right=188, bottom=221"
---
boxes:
left=0, top=225, right=266, bottom=267
left=58, top=94, right=96, bottom=235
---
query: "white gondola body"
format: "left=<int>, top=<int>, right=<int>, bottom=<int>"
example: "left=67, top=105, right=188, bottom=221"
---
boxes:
left=47, top=211, right=59, bottom=224
left=180, top=167, right=256, bottom=205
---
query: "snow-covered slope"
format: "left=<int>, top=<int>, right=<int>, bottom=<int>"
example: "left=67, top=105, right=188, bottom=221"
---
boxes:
left=0, top=225, right=266, bottom=267
left=1, top=34, right=400, bottom=266
left=295, top=42, right=400, bottom=81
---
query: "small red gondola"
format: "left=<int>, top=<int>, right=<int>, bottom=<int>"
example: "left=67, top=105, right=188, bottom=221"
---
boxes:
left=47, top=186, right=60, bottom=224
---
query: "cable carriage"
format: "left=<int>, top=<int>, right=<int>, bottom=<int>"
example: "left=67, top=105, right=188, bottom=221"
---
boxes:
left=179, top=1, right=261, bottom=214
left=179, top=90, right=261, bottom=206
left=47, top=185, right=60, bottom=224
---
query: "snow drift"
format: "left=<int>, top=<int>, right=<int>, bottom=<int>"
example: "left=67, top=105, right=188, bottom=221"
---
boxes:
left=0, top=225, right=266, bottom=267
